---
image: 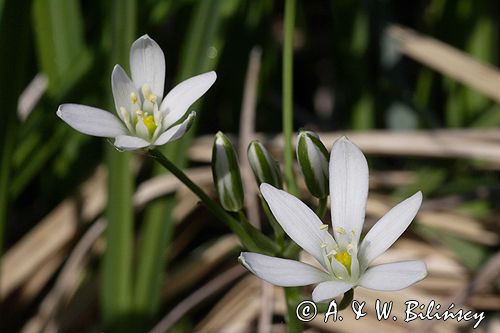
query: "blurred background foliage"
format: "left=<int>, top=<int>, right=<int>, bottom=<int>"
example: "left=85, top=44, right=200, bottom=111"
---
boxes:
left=1, top=0, right=500, bottom=332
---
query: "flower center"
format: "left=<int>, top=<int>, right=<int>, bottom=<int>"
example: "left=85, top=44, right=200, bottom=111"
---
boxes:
left=120, top=84, right=165, bottom=141
left=334, top=250, right=352, bottom=274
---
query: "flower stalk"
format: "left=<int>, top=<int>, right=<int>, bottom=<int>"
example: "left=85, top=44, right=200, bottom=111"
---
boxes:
left=316, top=196, right=328, bottom=220
left=147, top=149, right=260, bottom=252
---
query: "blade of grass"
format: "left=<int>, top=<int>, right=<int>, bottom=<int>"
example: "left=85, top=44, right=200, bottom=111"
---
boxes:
left=0, top=0, right=31, bottom=286
left=282, top=1, right=301, bottom=331
left=100, top=0, right=136, bottom=331
left=282, top=0, right=298, bottom=195
left=387, top=25, right=500, bottom=104
left=9, top=0, right=92, bottom=199
left=10, top=125, right=68, bottom=197
left=32, top=0, right=91, bottom=98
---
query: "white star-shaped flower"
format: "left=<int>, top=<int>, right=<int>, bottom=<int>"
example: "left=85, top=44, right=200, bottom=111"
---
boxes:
left=239, top=136, right=427, bottom=302
left=57, top=35, right=216, bottom=151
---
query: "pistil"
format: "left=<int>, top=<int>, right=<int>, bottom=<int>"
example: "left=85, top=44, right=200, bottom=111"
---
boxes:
left=334, top=250, right=352, bottom=274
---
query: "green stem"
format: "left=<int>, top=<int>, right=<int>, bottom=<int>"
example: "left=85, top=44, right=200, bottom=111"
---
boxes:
left=282, top=0, right=298, bottom=195
left=238, top=210, right=280, bottom=255
left=338, top=289, right=354, bottom=310
left=284, top=287, right=303, bottom=333
left=316, top=197, right=328, bottom=220
left=259, top=196, right=285, bottom=250
left=238, top=210, right=254, bottom=228
left=147, top=149, right=257, bottom=251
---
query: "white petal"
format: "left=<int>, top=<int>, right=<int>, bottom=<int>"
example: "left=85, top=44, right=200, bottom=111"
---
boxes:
left=160, top=71, right=216, bottom=128
left=260, top=183, right=336, bottom=265
left=239, top=252, right=330, bottom=287
left=329, top=136, right=368, bottom=244
left=359, top=192, right=422, bottom=268
left=359, top=260, right=427, bottom=291
left=153, top=111, right=195, bottom=146
left=57, top=104, right=126, bottom=137
left=312, top=281, right=353, bottom=303
left=111, top=65, right=140, bottom=118
left=130, top=35, right=165, bottom=98
left=114, top=135, right=150, bottom=151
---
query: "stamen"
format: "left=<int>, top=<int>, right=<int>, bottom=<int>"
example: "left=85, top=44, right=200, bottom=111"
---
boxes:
left=320, top=224, right=329, bottom=231
left=321, top=242, right=327, bottom=249
left=141, top=84, right=157, bottom=103
left=335, top=227, right=346, bottom=235
left=130, top=92, right=138, bottom=104
left=346, top=244, right=354, bottom=255
left=326, top=249, right=337, bottom=257
left=136, top=110, right=144, bottom=117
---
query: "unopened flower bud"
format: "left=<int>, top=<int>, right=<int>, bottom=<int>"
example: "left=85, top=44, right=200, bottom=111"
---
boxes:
left=247, top=140, right=283, bottom=189
left=212, top=132, right=244, bottom=212
left=296, top=131, right=329, bottom=198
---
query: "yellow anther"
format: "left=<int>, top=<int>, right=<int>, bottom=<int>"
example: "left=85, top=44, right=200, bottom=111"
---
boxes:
left=143, top=115, right=157, bottom=137
left=335, top=227, right=346, bottom=235
left=321, top=243, right=328, bottom=249
left=320, top=224, right=329, bottom=231
left=141, top=84, right=156, bottom=102
left=334, top=250, right=352, bottom=274
left=326, top=249, right=337, bottom=257
left=136, top=109, right=144, bottom=117
left=130, top=92, right=138, bottom=104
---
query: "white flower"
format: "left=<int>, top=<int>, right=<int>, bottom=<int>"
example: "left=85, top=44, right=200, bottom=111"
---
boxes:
left=239, top=136, right=427, bottom=302
left=57, top=35, right=216, bottom=151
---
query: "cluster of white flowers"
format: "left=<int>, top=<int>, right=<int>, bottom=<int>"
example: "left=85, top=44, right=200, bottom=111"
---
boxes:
left=57, top=35, right=426, bottom=303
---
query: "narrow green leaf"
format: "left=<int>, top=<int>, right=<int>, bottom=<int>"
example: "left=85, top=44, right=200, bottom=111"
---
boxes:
left=282, top=0, right=298, bottom=195
left=100, top=0, right=136, bottom=331
left=32, top=0, right=91, bottom=97
left=0, top=0, right=31, bottom=262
